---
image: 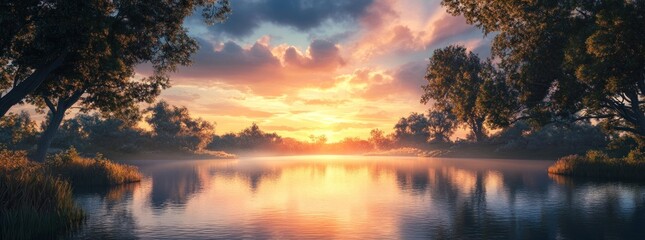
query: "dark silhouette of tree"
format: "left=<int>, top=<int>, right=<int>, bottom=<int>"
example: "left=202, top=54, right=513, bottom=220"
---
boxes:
left=441, top=0, right=645, bottom=139
left=146, top=101, right=215, bottom=152
left=368, top=128, right=391, bottom=150
left=427, top=109, right=457, bottom=143
left=0, top=0, right=231, bottom=118
left=393, top=112, right=431, bottom=147
left=13, top=1, right=231, bottom=161
left=237, top=123, right=282, bottom=149
left=52, top=113, right=147, bottom=154
left=0, top=111, right=38, bottom=150
left=422, top=46, right=505, bottom=142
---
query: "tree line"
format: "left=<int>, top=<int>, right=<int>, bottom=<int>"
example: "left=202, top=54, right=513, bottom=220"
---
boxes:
left=1, top=100, right=612, bottom=158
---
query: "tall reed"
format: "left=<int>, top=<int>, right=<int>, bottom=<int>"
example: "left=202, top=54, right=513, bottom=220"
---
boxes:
left=0, top=150, right=85, bottom=239
left=45, top=148, right=142, bottom=187
left=548, top=150, right=645, bottom=180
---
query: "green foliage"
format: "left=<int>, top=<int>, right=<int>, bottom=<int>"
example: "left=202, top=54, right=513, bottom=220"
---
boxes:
left=548, top=149, right=645, bottom=180
left=53, top=113, right=147, bottom=154
left=422, top=46, right=509, bottom=142
left=209, top=123, right=283, bottom=151
left=0, top=111, right=38, bottom=150
left=0, top=150, right=84, bottom=239
left=442, top=0, right=645, bottom=137
left=393, top=112, right=431, bottom=148
left=427, top=110, right=457, bottom=143
left=147, top=101, right=215, bottom=152
left=606, top=134, right=645, bottom=158
left=493, top=122, right=609, bottom=156
left=44, top=148, right=141, bottom=187
left=1, top=0, right=232, bottom=117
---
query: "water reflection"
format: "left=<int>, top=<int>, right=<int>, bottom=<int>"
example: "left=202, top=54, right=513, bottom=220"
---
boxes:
left=69, top=156, right=645, bottom=239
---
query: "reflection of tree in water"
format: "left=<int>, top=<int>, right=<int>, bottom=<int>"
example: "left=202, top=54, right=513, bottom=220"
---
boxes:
left=393, top=163, right=645, bottom=239
left=150, top=165, right=203, bottom=208
left=70, top=183, right=140, bottom=239
left=550, top=176, right=645, bottom=240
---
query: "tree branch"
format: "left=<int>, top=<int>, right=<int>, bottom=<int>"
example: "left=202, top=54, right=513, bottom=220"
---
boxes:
left=42, top=96, right=56, bottom=113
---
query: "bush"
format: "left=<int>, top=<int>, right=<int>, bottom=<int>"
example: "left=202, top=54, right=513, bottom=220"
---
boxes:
left=45, top=148, right=142, bottom=187
left=548, top=149, right=645, bottom=181
left=0, top=150, right=85, bottom=239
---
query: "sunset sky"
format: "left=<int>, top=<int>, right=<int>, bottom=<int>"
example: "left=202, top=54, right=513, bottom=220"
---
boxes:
left=142, top=0, right=491, bottom=142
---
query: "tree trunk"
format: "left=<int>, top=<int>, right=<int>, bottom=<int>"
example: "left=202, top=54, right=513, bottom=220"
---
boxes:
left=0, top=54, right=66, bottom=117
left=33, top=109, right=65, bottom=162
left=472, top=119, right=486, bottom=142
left=32, top=90, right=83, bottom=162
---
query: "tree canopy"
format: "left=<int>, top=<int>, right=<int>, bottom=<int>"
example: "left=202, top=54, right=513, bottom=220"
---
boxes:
left=441, top=0, right=645, bottom=138
left=422, top=46, right=509, bottom=142
left=1, top=0, right=231, bottom=161
left=0, top=0, right=231, bottom=117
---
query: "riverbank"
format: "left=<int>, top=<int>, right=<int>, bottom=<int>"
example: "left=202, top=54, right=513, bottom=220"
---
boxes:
left=0, top=149, right=143, bottom=239
left=109, top=150, right=237, bottom=161
left=548, top=150, right=645, bottom=181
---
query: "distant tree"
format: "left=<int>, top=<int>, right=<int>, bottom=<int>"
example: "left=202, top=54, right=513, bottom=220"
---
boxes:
left=21, top=1, right=231, bottom=161
left=237, top=123, right=282, bottom=149
left=309, top=134, right=328, bottom=145
left=441, top=0, right=645, bottom=139
left=146, top=101, right=215, bottom=152
left=335, top=137, right=373, bottom=153
left=493, top=121, right=609, bottom=157
left=53, top=113, right=147, bottom=154
left=0, top=111, right=38, bottom=150
left=422, top=46, right=506, bottom=142
left=0, top=0, right=231, bottom=118
left=393, top=112, right=430, bottom=147
left=368, top=128, right=391, bottom=150
left=426, top=109, right=457, bottom=143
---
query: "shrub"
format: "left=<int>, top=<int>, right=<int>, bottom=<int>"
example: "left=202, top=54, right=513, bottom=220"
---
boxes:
left=0, top=150, right=84, bottom=239
left=45, top=148, right=142, bottom=187
left=548, top=150, right=645, bottom=181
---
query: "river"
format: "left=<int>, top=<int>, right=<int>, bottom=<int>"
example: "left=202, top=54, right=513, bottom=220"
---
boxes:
left=68, top=155, right=645, bottom=239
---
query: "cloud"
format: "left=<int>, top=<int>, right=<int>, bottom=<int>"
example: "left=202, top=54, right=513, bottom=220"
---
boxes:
left=284, top=39, right=345, bottom=70
left=200, top=0, right=374, bottom=38
left=169, top=37, right=347, bottom=96
left=350, top=0, right=481, bottom=60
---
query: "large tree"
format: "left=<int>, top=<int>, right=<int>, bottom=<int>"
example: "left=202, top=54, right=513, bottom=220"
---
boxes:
left=15, top=0, right=231, bottom=162
left=393, top=112, right=431, bottom=147
left=0, top=0, right=231, bottom=118
left=426, top=109, right=457, bottom=143
left=422, top=46, right=506, bottom=142
left=441, top=0, right=645, bottom=138
left=146, top=101, right=215, bottom=152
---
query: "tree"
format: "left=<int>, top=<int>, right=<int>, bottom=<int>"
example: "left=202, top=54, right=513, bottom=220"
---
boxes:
left=441, top=0, right=645, bottom=139
left=146, top=101, right=215, bottom=152
left=426, top=109, right=457, bottom=143
left=368, top=128, right=391, bottom=150
left=0, top=111, right=38, bottom=150
left=0, top=1, right=231, bottom=118
left=393, top=112, right=430, bottom=147
left=52, top=113, right=147, bottom=154
left=17, top=1, right=231, bottom=161
left=422, top=46, right=502, bottom=142
left=237, top=123, right=282, bottom=149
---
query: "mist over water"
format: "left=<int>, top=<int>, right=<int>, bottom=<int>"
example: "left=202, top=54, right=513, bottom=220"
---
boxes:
left=69, top=156, right=645, bottom=239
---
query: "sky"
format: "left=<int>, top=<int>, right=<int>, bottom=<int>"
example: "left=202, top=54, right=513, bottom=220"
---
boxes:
left=146, top=0, right=491, bottom=142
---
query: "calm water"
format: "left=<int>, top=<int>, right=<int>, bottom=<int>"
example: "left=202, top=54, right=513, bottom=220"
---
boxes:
left=68, top=156, right=645, bottom=239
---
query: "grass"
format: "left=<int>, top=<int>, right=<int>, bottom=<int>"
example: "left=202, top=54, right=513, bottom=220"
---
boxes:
left=1, top=148, right=143, bottom=239
left=45, top=148, right=142, bottom=187
left=548, top=149, right=645, bottom=181
left=0, top=150, right=85, bottom=239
